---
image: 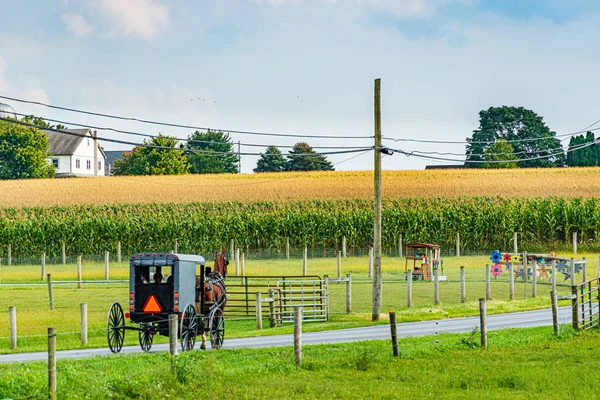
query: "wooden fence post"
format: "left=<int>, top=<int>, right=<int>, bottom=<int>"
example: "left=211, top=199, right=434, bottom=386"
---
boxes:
left=460, top=266, right=466, bottom=303
left=169, top=313, right=178, bottom=356
left=48, top=327, right=57, bottom=400
left=571, top=286, right=580, bottom=331
left=9, top=306, right=16, bottom=350
left=485, top=264, right=491, bottom=301
left=406, top=270, right=413, bottom=307
left=582, top=257, right=587, bottom=283
left=434, top=267, right=439, bottom=305
left=302, top=247, right=307, bottom=276
left=523, top=251, right=528, bottom=298
left=235, top=248, right=240, bottom=276
left=324, top=275, right=330, bottom=322
left=7, top=244, right=11, bottom=267
left=256, top=293, right=263, bottom=330
left=551, top=291, right=559, bottom=336
left=174, top=239, right=178, bottom=254
left=570, top=258, right=575, bottom=287
left=117, top=241, right=121, bottom=263
left=398, top=234, right=403, bottom=258
left=509, top=261, right=515, bottom=300
left=342, top=236, right=347, bottom=258
left=268, top=289, right=276, bottom=328
left=286, top=237, right=290, bottom=260
left=455, top=233, right=460, bottom=257
left=389, top=310, right=399, bottom=357
left=513, top=232, right=518, bottom=254
left=573, top=232, right=577, bottom=255
left=479, top=298, right=487, bottom=349
left=368, top=247, right=373, bottom=278
left=62, top=242, right=66, bottom=265
left=531, top=262, right=537, bottom=298
left=337, top=251, right=342, bottom=278
left=105, top=251, right=109, bottom=280
left=241, top=252, right=246, bottom=277
left=47, top=274, right=54, bottom=310
left=294, top=307, right=302, bottom=367
left=346, top=274, right=352, bottom=313
left=41, top=252, right=46, bottom=281
left=80, top=303, right=88, bottom=345
left=77, top=255, right=82, bottom=289
left=551, top=259, right=557, bottom=293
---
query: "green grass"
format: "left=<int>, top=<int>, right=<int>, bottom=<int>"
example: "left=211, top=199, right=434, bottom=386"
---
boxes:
left=1, top=326, right=597, bottom=399
left=0, top=254, right=587, bottom=353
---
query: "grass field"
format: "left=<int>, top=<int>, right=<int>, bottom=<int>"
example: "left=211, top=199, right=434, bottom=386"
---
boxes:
left=1, top=326, right=597, bottom=399
left=0, top=253, right=585, bottom=353
left=1, top=167, right=600, bottom=207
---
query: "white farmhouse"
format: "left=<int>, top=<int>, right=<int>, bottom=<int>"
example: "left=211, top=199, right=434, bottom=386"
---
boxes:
left=44, top=129, right=107, bottom=177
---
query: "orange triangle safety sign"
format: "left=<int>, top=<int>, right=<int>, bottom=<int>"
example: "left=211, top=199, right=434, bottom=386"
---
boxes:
left=143, top=295, right=163, bottom=314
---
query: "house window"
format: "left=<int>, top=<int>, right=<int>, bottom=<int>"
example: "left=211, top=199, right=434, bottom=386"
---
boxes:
left=52, top=159, right=59, bottom=168
left=87, top=138, right=91, bottom=147
left=86, top=160, right=91, bottom=170
left=76, top=159, right=80, bottom=169
left=98, top=161, right=102, bottom=171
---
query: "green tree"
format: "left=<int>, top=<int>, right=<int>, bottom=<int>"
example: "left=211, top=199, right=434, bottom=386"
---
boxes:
left=483, top=139, right=517, bottom=168
left=254, top=146, right=287, bottom=173
left=113, top=134, right=189, bottom=176
left=185, top=130, right=239, bottom=174
left=21, top=115, right=67, bottom=130
left=0, top=120, right=55, bottom=179
left=285, top=142, right=334, bottom=171
left=466, top=106, right=565, bottom=168
left=566, top=131, right=597, bottom=167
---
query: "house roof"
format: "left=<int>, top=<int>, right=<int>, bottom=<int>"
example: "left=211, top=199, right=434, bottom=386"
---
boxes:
left=44, top=129, right=106, bottom=158
left=104, top=150, right=128, bottom=166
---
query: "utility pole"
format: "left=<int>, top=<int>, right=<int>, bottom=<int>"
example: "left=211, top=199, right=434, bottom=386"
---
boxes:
left=238, top=140, right=241, bottom=173
left=93, top=130, right=98, bottom=176
left=372, top=78, right=382, bottom=321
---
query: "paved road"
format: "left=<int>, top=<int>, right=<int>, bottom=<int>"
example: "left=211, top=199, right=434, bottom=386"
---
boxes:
left=0, top=306, right=571, bottom=364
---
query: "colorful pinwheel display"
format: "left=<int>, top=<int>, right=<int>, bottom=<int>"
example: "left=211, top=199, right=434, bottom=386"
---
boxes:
left=490, top=250, right=502, bottom=264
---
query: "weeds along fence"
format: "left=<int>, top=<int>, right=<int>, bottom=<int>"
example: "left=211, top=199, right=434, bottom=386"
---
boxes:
left=1, top=197, right=600, bottom=259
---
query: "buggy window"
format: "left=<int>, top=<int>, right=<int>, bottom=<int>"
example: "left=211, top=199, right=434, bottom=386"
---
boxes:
left=136, top=265, right=173, bottom=284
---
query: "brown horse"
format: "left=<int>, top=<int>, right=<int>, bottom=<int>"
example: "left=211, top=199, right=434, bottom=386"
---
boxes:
left=199, top=248, right=228, bottom=349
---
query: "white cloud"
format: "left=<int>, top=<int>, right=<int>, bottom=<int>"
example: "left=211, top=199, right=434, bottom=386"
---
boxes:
left=62, top=13, right=93, bottom=37
left=93, top=0, right=170, bottom=40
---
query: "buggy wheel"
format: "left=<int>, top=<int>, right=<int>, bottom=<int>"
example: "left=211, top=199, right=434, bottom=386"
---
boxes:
left=180, top=304, right=197, bottom=352
left=106, top=302, right=125, bottom=353
left=138, top=324, right=153, bottom=352
left=209, top=308, right=225, bottom=350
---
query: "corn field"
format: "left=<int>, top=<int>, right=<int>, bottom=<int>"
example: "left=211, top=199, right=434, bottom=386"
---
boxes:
left=0, top=197, right=599, bottom=258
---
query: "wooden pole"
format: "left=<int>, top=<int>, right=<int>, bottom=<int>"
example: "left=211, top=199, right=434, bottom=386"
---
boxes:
left=513, top=232, right=518, bottom=254
left=346, top=273, right=352, bottom=313
left=570, top=258, right=575, bottom=287
left=460, top=266, right=466, bottom=303
left=268, top=289, right=276, bottom=327
left=372, top=77, right=382, bottom=322
left=169, top=313, right=178, bottom=356
left=62, top=242, right=66, bottom=265
left=571, top=286, right=579, bottom=331
left=406, top=270, right=413, bottom=307
left=105, top=251, right=109, bottom=280
left=286, top=237, right=290, bottom=260
left=479, top=298, right=487, bottom=349
left=235, top=248, right=240, bottom=276
left=389, top=310, right=399, bottom=357
left=398, top=234, right=403, bottom=258
left=41, top=252, right=46, bottom=281
left=7, top=244, right=11, bottom=267
left=531, top=262, right=537, bottom=298
left=523, top=251, right=528, bottom=298
left=368, top=247, right=373, bottom=278
left=582, top=257, right=587, bottom=283
left=174, top=239, right=178, bottom=254
left=551, top=291, right=559, bottom=336
left=256, top=293, right=263, bottom=330
left=48, top=327, right=57, bottom=400
left=47, top=274, right=54, bottom=310
left=117, top=241, right=121, bottom=263
left=551, top=259, right=557, bottom=293
left=485, top=264, right=491, bottom=301
left=77, top=255, right=82, bottom=289
left=509, top=261, right=515, bottom=300
left=342, top=236, right=347, bottom=258
left=337, top=251, right=342, bottom=278
left=573, top=232, right=577, bottom=255
left=433, top=267, right=439, bottom=305
left=9, top=306, right=16, bottom=350
left=80, top=303, right=88, bottom=345
left=303, top=247, right=307, bottom=276
left=455, top=233, right=460, bottom=257
left=230, top=239, right=234, bottom=262
left=294, top=307, right=302, bottom=367
left=241, top=252, right=246, bottom=277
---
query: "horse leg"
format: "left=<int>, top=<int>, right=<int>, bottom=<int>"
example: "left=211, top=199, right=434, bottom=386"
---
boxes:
left=201, top=331, right=207, bottom=350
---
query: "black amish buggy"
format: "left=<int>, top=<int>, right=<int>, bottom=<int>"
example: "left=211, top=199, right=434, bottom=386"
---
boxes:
left=106, top=252, right=226, bottom=353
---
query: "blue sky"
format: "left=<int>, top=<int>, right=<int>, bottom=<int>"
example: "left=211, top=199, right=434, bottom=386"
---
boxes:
left=1, top=0, right=599, bottom=172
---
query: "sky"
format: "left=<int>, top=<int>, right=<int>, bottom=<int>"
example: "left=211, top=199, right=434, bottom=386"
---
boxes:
left=1, top=0, right=599, bottom=172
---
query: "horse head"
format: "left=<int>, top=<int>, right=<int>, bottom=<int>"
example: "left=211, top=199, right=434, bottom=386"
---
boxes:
left=213, top=248, right=229, bottom=279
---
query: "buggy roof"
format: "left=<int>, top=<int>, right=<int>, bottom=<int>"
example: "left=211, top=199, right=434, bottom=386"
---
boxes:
left=131, top=253, right=205, bottom=267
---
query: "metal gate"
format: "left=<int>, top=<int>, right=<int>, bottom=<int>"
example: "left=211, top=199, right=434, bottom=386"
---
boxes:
left=277, top=279, right=327, bottom=323
left=575, top=278, right=600, bottom=330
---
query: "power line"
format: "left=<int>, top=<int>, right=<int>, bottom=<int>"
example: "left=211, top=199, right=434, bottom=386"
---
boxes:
left=0, top=94, right=372, bottom=140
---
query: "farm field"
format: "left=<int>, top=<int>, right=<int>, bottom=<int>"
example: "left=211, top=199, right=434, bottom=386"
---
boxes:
left=1, top=326, right=597, bottom=399
left=1, top=167, right=600, bottom=207
left=0, top=254, right=585, bottom=353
